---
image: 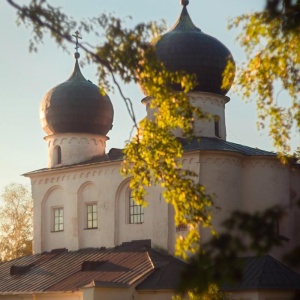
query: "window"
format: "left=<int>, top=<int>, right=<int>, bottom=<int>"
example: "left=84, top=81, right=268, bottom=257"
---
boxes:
left=274, top=210, right=290, bottom=241
left=53, top=146, right=62, bottom=165
left=214, top=116, right=220, bottom=137
left=53, top=207, right=64, bottom=232
left=129, top=191, right=144, bottom=224
left=86, top=203, right=98, bottom=229
left=57, top=146, right=62, bottom=164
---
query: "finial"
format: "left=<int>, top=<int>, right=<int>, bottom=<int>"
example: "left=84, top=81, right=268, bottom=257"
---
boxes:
left=72, top=30, right=82, bottom=59
left=181, top=0, right=189, bottom=6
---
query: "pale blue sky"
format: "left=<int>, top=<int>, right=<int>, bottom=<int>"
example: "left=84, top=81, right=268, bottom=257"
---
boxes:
left=1, top=0, right=296, bottom=190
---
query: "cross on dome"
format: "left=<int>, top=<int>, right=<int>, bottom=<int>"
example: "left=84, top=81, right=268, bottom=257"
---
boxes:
left=72, top=30, right=82, bottom=59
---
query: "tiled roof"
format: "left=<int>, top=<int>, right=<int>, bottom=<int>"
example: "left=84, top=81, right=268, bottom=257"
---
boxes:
left=222, top=255, right=300, bottom=291
left=22, top=148, right=123, bottom=176
left=136, top=249, right=186, bottom=291
left=0, top=240, right=185, bottom=294
left=23, top=138, right=276, bottom=176
left=181, top=137, right=276, bottom=156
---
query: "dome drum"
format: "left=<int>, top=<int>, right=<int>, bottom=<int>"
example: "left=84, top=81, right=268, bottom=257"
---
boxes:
left=45, top=133, right=107, bottom=168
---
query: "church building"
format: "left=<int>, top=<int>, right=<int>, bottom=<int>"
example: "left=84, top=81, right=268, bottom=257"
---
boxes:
left=0, top=1, right=300, bottom=299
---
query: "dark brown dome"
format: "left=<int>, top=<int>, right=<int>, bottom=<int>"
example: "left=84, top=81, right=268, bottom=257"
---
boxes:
left=40, top=59, right=114, bottom=136
left=153, top=5, right=235, bottom=95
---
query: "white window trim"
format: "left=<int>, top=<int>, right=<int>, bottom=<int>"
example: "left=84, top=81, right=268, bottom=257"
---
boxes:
left=85, top=202, right=98, bottom=230
left=52, top=206, right=64, bottom=232
left=127, top=190, right=144, bottom=225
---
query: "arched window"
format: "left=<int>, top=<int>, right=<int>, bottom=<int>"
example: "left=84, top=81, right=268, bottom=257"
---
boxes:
left=53, top=146, right=62, bottom=165
left=214, top=116, right=220, bottom=138
left=57, top=146, right=62, bottom=164
left=129, top=191, right=144, bottom=224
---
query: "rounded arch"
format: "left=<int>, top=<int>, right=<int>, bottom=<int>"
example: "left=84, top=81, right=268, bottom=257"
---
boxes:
left=114, top=177, right=132, bottom=245
left=60, top=137, right=68, bottom=145
left=53, top=145, right=62, bottom=165
left=41, top=185, right=64, bottom=207
left=114, top=177, right=132, bottom=213
left=77, top=181, right=98, bottom=249
left=115, top=177, right=131, bottom=201
left=77, top=181, right=96, bottom=195
left=114, top=177, right=151, bottom=246
left=41, top=185, right=65, bottom=252
left=53, top=138, right=59, bottom=146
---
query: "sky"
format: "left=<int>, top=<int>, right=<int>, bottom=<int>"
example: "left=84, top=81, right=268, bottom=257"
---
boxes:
left=0, top=0, right=297, bottom=191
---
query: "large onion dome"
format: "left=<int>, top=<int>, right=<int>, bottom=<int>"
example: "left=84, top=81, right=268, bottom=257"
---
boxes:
left=40, top=54, right=114, bottom=136
left=153, top=1, right=235, bottom=95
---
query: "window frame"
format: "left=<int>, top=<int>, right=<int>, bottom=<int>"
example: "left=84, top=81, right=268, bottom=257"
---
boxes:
left=85, top=202, right=98, bottom=229
left=52, top=206, right=64, bottom=232
left=53, top=145, right=62, bottom=165
left=214, top=116, right=220, bottom=138
left=128, top=191, right=144, bottom=224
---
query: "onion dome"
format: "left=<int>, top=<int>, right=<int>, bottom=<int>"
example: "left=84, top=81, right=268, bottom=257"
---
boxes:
left=152, top=0, right=235, bottom=95
left=40, top=53, right=114, bottom=136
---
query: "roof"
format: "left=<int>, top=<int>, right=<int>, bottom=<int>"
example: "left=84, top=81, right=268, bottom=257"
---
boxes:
left=136, top=249, right=186, bottom=291
left=24, top=138, right=276, bottom=177
left=2, top=243, right=300, bottom=295
left=181, top=137, right=276, bottom=156
left=0, top=240, right=185, bottom=294
left=222, top=255, right=300, bottom=291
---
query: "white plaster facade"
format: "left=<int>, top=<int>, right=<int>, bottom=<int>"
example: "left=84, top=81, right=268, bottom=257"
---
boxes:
left=28, top=160, right=174, bottom=254
left=0, top=1, right=298, bottom=298
left=20, top=87, right=300, bottom=300
left=2, top=1, right=300, bottom=298
left=45, top=133, right=108, bottom=168
left=26, top=92, right=300, bottom=265
left=143, top=92, right=229, bottom=139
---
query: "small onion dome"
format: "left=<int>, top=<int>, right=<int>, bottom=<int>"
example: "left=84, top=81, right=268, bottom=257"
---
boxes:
left=152, top=4, right=235, bottom=95
left=40, top=56, right=114, bottom=136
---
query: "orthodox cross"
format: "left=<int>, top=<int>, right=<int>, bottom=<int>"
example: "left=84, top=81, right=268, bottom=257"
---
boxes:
left=72, top=30, right=82, bottom=52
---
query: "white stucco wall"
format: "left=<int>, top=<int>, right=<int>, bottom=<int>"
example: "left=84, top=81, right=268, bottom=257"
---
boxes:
left=189, top=92, right=229, bottom=140
left=28, top=149, right=300, bottom=258
left=78, top=182, right=99, bottom=248
left=115, top=182, right=170, bottom=250
left=42, top=187, right=68, bottom=251
left=28, top=160, right=173, bottom=254
left=242, top=158, right=290, bottom=212
left=142, top=92, right=229, bottom=140
left=45, top=133, right=107, bottom=168
left=30, top=161, right=123, bottom=253
left=23, top=147, right=300, bottom=300
left=199, top=151, right=243, bottom=228
left=27, top=139, right=300, bottom=262
left=176, top=151, right=300, bottom=262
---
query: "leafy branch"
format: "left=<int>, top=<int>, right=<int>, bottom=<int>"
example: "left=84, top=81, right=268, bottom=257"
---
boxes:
left=6, top=0, right=214, bottom=257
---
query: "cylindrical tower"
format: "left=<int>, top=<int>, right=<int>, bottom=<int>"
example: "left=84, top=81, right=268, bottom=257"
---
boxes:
left=141, top=0, right=235, bottom=140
